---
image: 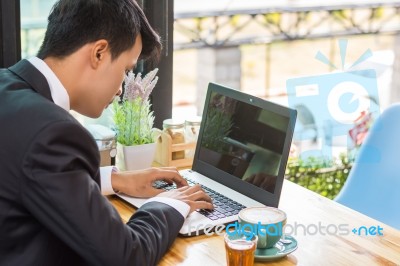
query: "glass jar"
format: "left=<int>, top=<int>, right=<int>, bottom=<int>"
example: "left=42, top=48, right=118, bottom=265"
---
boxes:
left=163, top=118, right=185, bottom=160
left=185, top=116, right=202, bottom=159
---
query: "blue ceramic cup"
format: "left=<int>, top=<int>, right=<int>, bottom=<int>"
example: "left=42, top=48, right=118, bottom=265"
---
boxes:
left=238, top=207, right=287, bottom=249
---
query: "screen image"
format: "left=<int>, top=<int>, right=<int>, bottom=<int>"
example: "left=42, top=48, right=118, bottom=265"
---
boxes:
left=198, top=91, right=290, bottom=193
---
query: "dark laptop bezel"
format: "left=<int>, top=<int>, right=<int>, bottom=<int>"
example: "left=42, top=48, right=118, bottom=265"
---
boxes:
left=192, top=82, right=297, bottom=207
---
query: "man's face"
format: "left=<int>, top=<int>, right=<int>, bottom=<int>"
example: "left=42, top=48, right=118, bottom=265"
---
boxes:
left=81, top=35, right=143, bottom=118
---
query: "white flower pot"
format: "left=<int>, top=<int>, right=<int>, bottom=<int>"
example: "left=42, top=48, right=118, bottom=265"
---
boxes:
left=116, top=142, right=157, bottom=171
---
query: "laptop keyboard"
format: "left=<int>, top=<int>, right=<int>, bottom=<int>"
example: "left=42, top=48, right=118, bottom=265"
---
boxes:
left=153, top=175, right=246, bottom=220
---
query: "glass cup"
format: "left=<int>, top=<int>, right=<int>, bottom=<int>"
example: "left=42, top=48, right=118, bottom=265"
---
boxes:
left=224, top=231, right=258, bottom=266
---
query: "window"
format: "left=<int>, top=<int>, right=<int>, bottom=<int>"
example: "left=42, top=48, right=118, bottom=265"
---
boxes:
left=20, top=0, right=56, bottom=59
left=0, top=0, right=173, bottom=129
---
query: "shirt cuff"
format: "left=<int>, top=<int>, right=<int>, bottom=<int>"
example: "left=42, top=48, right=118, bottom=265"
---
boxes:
left=99, top=166, right=116, bottom=195
left=144, top=197, right=190, bottom=218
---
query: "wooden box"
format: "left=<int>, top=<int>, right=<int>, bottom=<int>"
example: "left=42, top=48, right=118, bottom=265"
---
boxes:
left=153, top=128, right=196, bottom=168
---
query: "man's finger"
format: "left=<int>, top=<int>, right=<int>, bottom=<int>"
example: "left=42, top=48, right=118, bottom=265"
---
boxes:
left=152, top=169, right=188, bottom=187
left=174, top=184, right=201, bottom=192
left=184, top=189, right=213, bottom=204
left=167, top=175, right=188, bottom=187
left=189, top=201, right=214, bottom=211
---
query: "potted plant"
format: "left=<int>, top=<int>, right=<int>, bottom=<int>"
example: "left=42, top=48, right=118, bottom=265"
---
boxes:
left=112, top=68, right=159, bottom=171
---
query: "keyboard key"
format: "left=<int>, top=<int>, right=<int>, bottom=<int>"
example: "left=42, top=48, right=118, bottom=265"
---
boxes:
left=183, top=176, right=244, bottom=220
left=214, top=201, right=224, bottom=206
left=224, top=207, right=234, bottom=212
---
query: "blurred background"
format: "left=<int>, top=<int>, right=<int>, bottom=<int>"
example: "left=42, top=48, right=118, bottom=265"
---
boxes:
left=16, top=0, right=400, bottom=198
left=20, top=0, right=400, bottom=113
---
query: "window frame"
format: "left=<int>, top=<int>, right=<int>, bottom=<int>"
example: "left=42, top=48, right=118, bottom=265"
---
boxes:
left=141, top=0, right=174, bottom=129
left=0, top=0, right=21, bottom=68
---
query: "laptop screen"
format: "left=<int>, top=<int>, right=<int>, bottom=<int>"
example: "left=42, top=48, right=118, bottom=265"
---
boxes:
left=193, top=83, right=297, bottom=207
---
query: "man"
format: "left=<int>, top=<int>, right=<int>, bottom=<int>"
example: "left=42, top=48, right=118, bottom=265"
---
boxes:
left=0, top=0, right=213, bottom=265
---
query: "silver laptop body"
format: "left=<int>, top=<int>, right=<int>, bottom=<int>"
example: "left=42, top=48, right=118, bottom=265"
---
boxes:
left=118, top=82, right=297, bottom=236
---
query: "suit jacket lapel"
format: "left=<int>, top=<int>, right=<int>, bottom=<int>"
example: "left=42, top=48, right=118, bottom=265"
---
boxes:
left=8, top=59, right=53, bottom=102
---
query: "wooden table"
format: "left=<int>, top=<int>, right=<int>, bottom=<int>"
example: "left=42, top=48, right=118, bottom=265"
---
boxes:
left=108, top=180, right=400, bottom=265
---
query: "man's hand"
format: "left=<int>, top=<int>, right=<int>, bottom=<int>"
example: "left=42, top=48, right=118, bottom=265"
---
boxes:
left=111, top=167, right=213, bottom=213
left=111, top=167, right=189, bottom=198
left=157, top=185, right=213, bottom=213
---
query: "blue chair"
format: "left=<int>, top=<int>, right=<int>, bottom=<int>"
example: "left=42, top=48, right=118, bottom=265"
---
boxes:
left=335, top=104, right=400, bottom=230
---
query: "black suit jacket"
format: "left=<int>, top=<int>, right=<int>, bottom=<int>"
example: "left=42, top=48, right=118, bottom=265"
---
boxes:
left=0, top=60, right=184, bottom=266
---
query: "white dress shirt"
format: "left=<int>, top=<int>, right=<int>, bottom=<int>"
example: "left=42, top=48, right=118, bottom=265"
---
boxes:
left=27, top=57, right=190, bottom=218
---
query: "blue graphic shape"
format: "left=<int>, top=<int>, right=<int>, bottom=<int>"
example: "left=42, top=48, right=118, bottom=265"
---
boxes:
left=339, top=39, right=348, bottom=69
left=286, top=69, right=380, bottom=159
left=315, top=51, right=337, bottom=69
left=350, top=49, right=373, bottom=69
left=338, top=92, right=359, bottom=114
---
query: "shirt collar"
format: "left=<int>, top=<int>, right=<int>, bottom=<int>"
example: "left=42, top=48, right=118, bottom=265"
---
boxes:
left=27, top=57, right=70, bottom=111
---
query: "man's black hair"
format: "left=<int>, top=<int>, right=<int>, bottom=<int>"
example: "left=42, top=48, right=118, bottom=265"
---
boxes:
left=37, top=0, right=161, bottom=61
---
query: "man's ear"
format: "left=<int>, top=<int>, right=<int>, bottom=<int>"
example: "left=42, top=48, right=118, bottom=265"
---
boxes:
left=91, top=40, right=109, bottom=69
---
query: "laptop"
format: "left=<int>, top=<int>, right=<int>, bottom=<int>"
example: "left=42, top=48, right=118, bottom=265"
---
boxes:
left=117, top=82, right=297, bottom=236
